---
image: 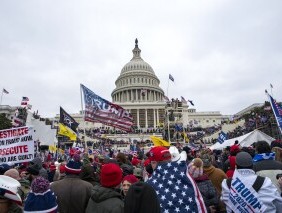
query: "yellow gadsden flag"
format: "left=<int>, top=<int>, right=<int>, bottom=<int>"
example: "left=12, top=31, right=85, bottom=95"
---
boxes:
left=150, top=136, right=170, bottom=147
left=49, top=145, right=57, bottom=153
left=58, top=123, right=77, bottom=141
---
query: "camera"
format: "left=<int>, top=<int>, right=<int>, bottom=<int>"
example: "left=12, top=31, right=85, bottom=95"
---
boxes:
left=276, top=174, right=282, bottom=179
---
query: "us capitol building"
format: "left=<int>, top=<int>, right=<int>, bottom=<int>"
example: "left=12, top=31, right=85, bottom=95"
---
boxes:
left=112, top=39, right=169, bottom=129
left=80, top=39, right=224, bottom=131
left=0, top=39, right=226, bottom=142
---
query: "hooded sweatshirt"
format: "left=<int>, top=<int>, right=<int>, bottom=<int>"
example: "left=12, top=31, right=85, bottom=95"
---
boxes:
left=86, top=185, right=124, bottom=213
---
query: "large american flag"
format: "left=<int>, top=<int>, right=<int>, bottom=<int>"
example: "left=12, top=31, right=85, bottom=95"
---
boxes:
left=81, top=84, right=133, bottom=132
left=147, top=161, right=207, bottom=213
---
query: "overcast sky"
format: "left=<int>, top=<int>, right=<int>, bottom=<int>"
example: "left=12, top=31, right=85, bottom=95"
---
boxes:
left=1, top=0, right=281, bottom=118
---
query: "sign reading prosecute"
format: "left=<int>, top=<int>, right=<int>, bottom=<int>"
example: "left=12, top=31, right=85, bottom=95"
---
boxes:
left=0, top=126, right=34, bottom=164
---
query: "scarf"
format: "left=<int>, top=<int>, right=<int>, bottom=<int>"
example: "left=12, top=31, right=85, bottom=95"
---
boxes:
left=253, top=152, right=275, bottom=162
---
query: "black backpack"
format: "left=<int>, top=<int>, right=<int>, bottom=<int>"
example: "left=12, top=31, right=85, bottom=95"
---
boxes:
left=226, top=176, right=265, bottom=192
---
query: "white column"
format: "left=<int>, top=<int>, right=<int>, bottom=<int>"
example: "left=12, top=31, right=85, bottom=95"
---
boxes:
left=156, top=109, right=159, bottom=126
left=137, top=109, right=140, bottom=128
left=136, top=90, right=138, bottom=101
left=131, top=90, right=133, bottom=101
left=145, top=109, right=148, bottom=128
left=127, top=91, right=129, bottom=102
left=153, top=109, right=156, bottom=128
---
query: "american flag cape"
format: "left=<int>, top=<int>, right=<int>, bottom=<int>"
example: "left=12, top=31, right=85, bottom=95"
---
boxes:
left=147, top=161, right=207, bottom=213
left=81, top=84, right=133, bottom=132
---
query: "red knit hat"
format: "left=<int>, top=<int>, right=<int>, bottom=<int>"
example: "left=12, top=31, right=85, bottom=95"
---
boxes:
left=122, top=174, right=138, bottom=184
left=100, top=163, right=122, bottom=188
left=143, top=159, right=151, bottom=167
left=148, top=146, right=171, bottom=162
left=131, top=158, right=141, bottom=166
left=230, top=145, right=240, bottom=156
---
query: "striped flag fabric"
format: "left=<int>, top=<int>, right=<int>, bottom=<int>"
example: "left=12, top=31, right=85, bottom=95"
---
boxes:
left=81, top=84, right=133, bottom=132
left=147, top=161, right=207, bottom=212
left=93, top=149, right=101, bottom=156
left=163, top=95, right=170, bottom=102
left=169, top=74, right=174, bottom=82
left=21, top=97, right=29, bottom=105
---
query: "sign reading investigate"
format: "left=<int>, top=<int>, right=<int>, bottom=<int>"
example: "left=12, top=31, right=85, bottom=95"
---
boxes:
left=0, top=126, right=34, bottom=164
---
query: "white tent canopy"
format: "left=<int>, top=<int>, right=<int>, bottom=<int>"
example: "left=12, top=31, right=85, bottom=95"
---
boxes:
left=210, top=129, right=275, bottom=150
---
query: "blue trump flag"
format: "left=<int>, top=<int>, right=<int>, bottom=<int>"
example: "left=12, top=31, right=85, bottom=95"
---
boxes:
left=217, top=131, right=228, bottom=144
left=267, top=93, right=282, bottom=135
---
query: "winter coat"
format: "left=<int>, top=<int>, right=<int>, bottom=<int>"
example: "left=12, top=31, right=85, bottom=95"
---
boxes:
left=194, top=174, right=219, bottom=211
left=203, top=165, right=227, bottom=194
left=226, top=156, right=236, bottom=178
left=86, top=185, right=124, bottom=213
left=50, top=174, right=93, bottom=213
left=221, top=169, right=282, bottom=213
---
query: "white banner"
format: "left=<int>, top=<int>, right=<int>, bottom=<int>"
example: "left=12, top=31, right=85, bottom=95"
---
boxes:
left=0, top=126, right=34, bottom=164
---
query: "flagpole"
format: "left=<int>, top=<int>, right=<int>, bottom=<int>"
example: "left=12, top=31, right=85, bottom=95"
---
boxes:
left=270, top=84, right=274, bottom=97
left=0, top=89, right=3, bottom=105
left=80, top=85, right=87, bottom=150
left=167, top=78, right=169, bottom=98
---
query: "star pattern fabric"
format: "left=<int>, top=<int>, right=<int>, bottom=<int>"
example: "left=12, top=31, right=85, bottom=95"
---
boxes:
left=147, top=161, right=206, bottom=213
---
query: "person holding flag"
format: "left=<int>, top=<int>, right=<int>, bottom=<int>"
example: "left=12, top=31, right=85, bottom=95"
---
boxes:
left=146, top=146, right=207, bottom=212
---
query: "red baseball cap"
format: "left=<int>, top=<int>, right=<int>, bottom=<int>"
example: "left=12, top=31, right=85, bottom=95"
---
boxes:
left=148, top=146, right=171, bottom=162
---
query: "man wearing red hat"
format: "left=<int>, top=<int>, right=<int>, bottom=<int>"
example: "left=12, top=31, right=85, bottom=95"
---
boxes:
left=86, top=163, right=124, bottom=213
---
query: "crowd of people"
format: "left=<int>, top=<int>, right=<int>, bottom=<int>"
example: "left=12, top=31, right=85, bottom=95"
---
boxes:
left=2, top=138, right=282, bottom=212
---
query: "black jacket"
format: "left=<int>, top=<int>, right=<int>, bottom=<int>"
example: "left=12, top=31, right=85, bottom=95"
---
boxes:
left=86, top=185, right=124, bottom=213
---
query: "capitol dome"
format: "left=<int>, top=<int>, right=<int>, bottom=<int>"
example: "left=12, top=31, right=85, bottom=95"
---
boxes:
left=111, top=39, right=164, bottom=103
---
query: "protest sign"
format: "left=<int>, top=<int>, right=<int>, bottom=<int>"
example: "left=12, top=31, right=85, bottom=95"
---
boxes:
left=0, top=126, right=34, bottom=164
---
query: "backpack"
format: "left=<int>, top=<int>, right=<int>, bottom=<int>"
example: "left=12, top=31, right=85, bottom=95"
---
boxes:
left=226, top=176, right=265, bottom=192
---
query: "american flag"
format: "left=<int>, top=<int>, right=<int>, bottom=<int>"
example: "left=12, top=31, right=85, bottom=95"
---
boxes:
left=163, top=95, right=170, bottom=102
left=81, top=84, right=133, bottom=132
left=147, top=161, right=207, bottom=213
left=21, top=96, right=29, bottom=105
left=93, top=149, right=101, bottom=156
